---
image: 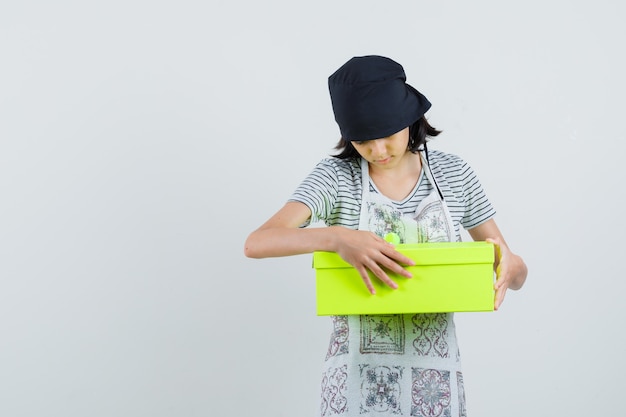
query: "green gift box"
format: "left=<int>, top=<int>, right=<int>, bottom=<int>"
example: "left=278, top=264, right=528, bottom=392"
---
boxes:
left=313, top=241, right=495, bottom=315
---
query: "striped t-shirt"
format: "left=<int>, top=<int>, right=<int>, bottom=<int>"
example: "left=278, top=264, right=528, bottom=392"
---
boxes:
left=289, top=150, right=495, bottom=240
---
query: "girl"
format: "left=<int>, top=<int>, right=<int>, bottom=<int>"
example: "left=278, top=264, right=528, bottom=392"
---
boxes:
left=245, top=55, right=527, bottom=417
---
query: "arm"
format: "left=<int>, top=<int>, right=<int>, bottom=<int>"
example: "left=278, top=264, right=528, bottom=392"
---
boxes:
left=244, top=201, right=415, bottom=294
left=468, top=218, right=528, bottom=310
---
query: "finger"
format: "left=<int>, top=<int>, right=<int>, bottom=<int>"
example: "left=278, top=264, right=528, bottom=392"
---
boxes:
left=494, top=266, right=505, bottom=290
left=356, top=266, right=376, bottom=295
left=494, top=286, right=507, bottom=310
left=380, top=245, right=416, bottom=266
left=367, top=262, right=399, bottom=290
left=375, top=254, right=413, bottom=278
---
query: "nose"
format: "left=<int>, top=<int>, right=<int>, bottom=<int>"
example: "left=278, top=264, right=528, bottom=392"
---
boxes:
left=368, top=139, right=386, bottom=157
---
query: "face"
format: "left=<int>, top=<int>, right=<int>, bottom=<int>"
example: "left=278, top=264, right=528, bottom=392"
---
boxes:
left=351, top=127, right=411, bottom=170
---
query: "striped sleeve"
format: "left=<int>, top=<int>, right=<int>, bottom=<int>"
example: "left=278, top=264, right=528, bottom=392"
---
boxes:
left=288, top=158, right=362, bottom=228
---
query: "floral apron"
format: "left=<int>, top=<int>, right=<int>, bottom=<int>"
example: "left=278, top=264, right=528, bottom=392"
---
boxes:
left=320, top=153, right=467, bottom=417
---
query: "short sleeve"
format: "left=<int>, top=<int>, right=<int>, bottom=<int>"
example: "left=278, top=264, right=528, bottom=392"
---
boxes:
left=455, top=159, right=496, bottom=229
left=288, top=157, right=362, bottom=228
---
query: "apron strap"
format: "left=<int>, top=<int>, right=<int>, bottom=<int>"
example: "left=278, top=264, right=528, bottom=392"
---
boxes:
left=358, top=157, right=370, bottom=231
left=422, top=143, right=445, bottom=201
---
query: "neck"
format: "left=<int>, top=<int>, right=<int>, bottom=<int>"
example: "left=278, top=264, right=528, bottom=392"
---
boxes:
left=367, top=152, right=423, bottom=201
left=368, top=151, right=422, bottom=179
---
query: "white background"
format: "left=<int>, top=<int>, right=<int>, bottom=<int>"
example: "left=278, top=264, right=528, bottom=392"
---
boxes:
left=1, top=1, right=625, bottom=416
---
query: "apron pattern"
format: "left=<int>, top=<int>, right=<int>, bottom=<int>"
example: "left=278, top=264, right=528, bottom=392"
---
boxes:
left=456, top=372, right=466, bottom=417
left=359, top=364, right=404, bottom=415
left=415, top=200, right=454, bottom=243
left=327, top=315, right=350, bottom=360
left=411, top=314, right=450, bottom=358
left=411, top=368, right=452, bottom=417
left=360, top=315, right=406, bottom=354
left=321, top=364, right=349, bottom=416
left=367, top=202, right=408, bottom=243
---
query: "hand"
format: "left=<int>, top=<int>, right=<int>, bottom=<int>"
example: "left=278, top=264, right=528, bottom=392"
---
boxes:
left=331, top=227, right=415, bottom=294
left=486, top=237, right=527, bottom=310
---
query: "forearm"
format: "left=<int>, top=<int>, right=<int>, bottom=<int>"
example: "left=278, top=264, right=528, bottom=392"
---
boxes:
left=244, top=225, right=341, bottom=259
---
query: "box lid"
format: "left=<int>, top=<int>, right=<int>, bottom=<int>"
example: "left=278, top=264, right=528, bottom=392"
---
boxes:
left=313, top=241, right=494, bottom=269
left=313, top=241, right=495, bottom=315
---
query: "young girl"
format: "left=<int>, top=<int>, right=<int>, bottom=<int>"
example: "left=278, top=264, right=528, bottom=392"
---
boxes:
left=245, top=55, right=527, bottom=417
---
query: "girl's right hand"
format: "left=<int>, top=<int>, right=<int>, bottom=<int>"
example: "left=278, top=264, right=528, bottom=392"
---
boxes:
left=244, top=202, right=414, bottom=295
left=330, top=226, right=415, bottom=294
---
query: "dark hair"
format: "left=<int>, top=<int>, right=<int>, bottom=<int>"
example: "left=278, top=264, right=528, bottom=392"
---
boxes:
left=332, top=117, right=442, bottom=159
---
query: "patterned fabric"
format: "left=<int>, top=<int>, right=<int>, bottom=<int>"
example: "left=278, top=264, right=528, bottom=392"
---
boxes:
left=290, top=150, right=494, bottom=417
left=360, top=364, right=404, bottom=415
left=319, top=314, right=465, bottom=417
left=411, top=368, right=451, bottom=417
left=327, top=316, right=350, bottom=360
left=321, top=365, right=348, bottom=416
left=412, top=314, right=450, bottom=358
left=456, top=372, right=466, bottom=417
left=360, top=315, right=405, bottom=354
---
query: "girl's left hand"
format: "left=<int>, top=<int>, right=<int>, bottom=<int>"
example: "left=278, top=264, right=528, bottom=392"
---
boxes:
left=486, top=237, right=527, bottom=310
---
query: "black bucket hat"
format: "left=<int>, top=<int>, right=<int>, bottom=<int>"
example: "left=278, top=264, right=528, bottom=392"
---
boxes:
left=328, top=55, right=431, bottom=142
